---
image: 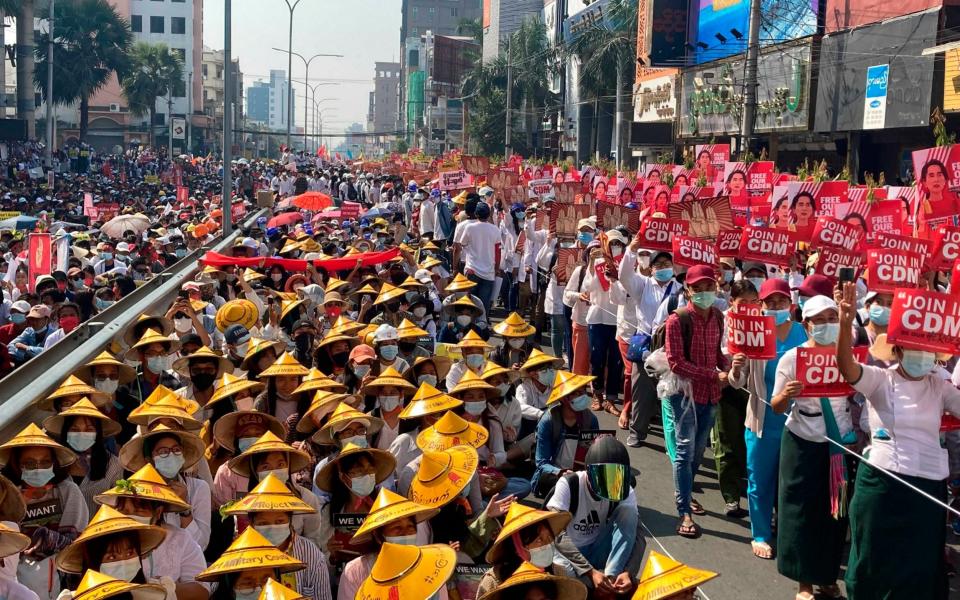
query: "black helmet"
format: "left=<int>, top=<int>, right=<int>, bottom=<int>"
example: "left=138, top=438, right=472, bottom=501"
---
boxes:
left=584, top=436, right=635, bottom=501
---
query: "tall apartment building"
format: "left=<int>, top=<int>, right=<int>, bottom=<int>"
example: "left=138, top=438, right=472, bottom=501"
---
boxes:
left=245, top=70, right=294, bottom=132
left=481, top=0, right=544, bottom=61
left=201, top=47, right=243, bottom=152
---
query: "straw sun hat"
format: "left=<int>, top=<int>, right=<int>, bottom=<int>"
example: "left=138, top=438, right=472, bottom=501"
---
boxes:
left=71, top=570, right=165, bottom=600
left=408, top=445, right=479, bottom=508
left=398, top=383, right=463, bottom=420
left=416, top=411, right=489, bottom=452
left=492, top=312, right=535, bottom=338
left=39, top=375, right=108, bottom=412
left=313, top=442, right=396, bottom=493
left=42, top=398, right=122, bottom=439
left=72, top=351, right=136, bottom=386
left=196, top=527, right=305, bottom=582
left=313, top=403, right=384, bottom=445
left=258, top=578, right=305, bottom=600
left=226, top=431, right=312, bottom=478
left=351, top=488, right=439, bottom=544
left=485, top=503, right=572, bottom=564
left=215, top=299, right=259, bottom=333
left=631, top=551, right=719, bottom=600
left=94, top=463, right=191, bottom=513
left=212, top=411, right=285, bottom=454
left=56, top=505, right=167, bottom=573
left=357, top=542, right=456, bottom=600
left=0, top=423, right=77, bottom=469
left=119, top=424, right=205, bottom=472
left=476, top=561, right=587, bottom=600
left=257, top=352, right=309, bottom=378
left=209, top=373, right=265, bottom=409
left=222, top=473, right=317, bottom=516
left=546, top=370, right=596, bottom=406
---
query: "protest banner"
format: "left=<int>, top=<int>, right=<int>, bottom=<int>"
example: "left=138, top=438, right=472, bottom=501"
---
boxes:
left=716, top=228, right=742, bottom=257
left=549, top=203, right=592, bottom=239
left=738, top=226, right=794, bottom=266
left=672, top=236, right=718, bottom=268
left=555, top=181, right=579, bottom=204
left=340, top=202, right=361, bottom=219
left=528, top=178, right=555, bottom=199
left=951, top=260, right=960, bottom=295
left=666, top=195, right=733, bottom=240
left=0, top=211, right=20, bottom=220
left=911, top=145, right=960, bottom=232
left=866, top=248, right=924, bottom=292
left=439, top=169, right=470, bottom=191
left=887, top=288, right=960, bottom=354
left=694, top=143, right=729, bottom=180
left=461, top=155, right=490, bottom=177
left=796, top=346, right=869, bottom=397
left=553, top=247, right=580, bottom=286
left=929, top=225, right=960, bottom=268
left=810, top=216, right=864, bottom=252
left=723, top=161, right=774, bottom=200
left=869, top=231, right=932, bottom=263
left=726, top=307, right=776, bottom=359
left=596, top=201, right=642, bottom=234
left=814, top=247, right=863, bottom=281
left=27, top=233, right=51, bottom=293
left=176, top=186, right=189, bottom=205
left=637, top=217, right=689, bottom=252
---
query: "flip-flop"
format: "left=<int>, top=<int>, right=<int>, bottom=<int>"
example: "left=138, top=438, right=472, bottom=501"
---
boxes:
left=690, top=499, right=707, bottom=515
left=676, top=518, right=701, bottom=538
left=751, top=540, right=774, bottom=559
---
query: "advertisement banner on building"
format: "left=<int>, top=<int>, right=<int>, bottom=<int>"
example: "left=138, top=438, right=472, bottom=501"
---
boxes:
left=862, top=64, right=889, bottom=129
left=171, top=117, right=186, bottom=140
left=688, top=0, right=817, bottom=65
left=679, top=41, right=812, bottom=137
left=633, top=72, right=677, bottom=123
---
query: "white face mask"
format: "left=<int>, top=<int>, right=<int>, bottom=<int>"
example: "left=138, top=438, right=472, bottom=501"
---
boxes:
left=413, top=306, right=427, bottom=318
left=237, top=437, right=258, bottom=453
left=528, top=543, right=555, bottom=568
left=99, top=556, right=142, bottom=582
left=174, top=317, right=193, bottom=333
left=254, top=523, right=290, bottom=546
left=507, top=338, right=525, bottom=349
left=257, top=468, right=289, bottom=483
left=379, top=395, right=402, bottom=412
left=350, top=473, right=376, bottom=497
left=352, top=364, right=371, bottom=379
left=455, top=315, right=471, bottom=327
left=418, top=373, right=438, bottom=387
left=464, top=400, right=487, bottom=416
left=127, top=514, right=153, bottom=525
left=67, top=431, right=97, bottom=452
left=384, top=534, right=419, bottom=546
left=496, top=382, right=511, bottom=396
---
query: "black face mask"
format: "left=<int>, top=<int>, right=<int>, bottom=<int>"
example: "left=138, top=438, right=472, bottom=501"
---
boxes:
left=385, top=302, right=401, bottom=313
left=331, top=350, right=350, bottom=367
left=399, top=341, right=417, bottom=354
left=191, top=372, right=216, bottom=391
left=295, top=334, right=314, bottom=354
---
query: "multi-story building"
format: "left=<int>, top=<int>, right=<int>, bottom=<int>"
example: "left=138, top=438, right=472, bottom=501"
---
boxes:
left=245, top=70, right=294, bottom=132
left=369, top=61, right=400, bottom=155
left=481, top=0, right=543, bottom=61
left=201, top=46, right=243, bottom=152
left=419, top=33, right=478, bottom=153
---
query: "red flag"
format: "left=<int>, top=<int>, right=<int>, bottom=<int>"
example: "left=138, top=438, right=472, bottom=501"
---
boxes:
left=28, top=233, right=52, bottom=292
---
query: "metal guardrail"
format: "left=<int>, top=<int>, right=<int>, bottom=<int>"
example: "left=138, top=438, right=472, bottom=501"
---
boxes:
left=0, top=209, right=268, bottom=439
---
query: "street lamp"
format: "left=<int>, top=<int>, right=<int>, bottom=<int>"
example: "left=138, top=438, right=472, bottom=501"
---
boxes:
left=292, top=78, right=338, bottom=152
left=273, top=47, right=342, bottom=150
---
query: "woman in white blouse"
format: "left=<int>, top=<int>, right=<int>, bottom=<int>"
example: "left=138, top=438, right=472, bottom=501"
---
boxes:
left=836, top=282, right=960, bottom=599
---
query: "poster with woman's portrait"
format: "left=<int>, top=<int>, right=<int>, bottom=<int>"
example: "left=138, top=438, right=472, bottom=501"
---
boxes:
left=694, top=144, right=729, bottom=182
left=770, top=182, right=849, bottom=243
left=615, top=177, right=638, bottom=205
left=911, top=146, right=960, bottom=235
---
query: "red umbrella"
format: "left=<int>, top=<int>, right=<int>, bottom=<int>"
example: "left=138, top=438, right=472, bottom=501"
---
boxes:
left=291, top=191, right=333, bottom=211
left=267, top=212, right=303, bottom=228
left=312, top=210, right=341, bottom=222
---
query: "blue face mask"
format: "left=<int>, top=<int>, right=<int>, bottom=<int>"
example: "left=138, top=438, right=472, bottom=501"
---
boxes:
left=577, top=232, right=593, bottom=245
left=95, top=298, right=115, bottom=311
left=9, top=313, right=25, bottom=325
left=764, top=308, right=791, bottom=326
left=653, top=268, right=673, bottom=283
left=379, top=345, right=398, bottom=361
left=570, top=394, right=591, bottom=412
left=901, top=350, right=935, bottom=378
left=747, top=277, right=766, bottom=292
left=691, top=291, right=716, bottom=310
left=869, top=305, right=890, bottom=326
left=175, top=248, right=187, bottom=258
left=21, top=467, right=54, bottom=488
left=810, top=323, right=840, bottom=345
left=100, top=252, right=113, bottom=260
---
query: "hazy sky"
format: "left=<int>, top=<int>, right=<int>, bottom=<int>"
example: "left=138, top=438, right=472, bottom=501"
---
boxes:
left=203, top=0, right=402, bottom=142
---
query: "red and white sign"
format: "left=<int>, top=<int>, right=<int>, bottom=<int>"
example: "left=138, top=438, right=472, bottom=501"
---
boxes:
left=28, top=233, right=51, bottom=293
left=810, top=216, right=864, bottom=252
left=672, top=236, right=717, bottom=268
left=888, top=288, right=960, bottom=354
left=814, top=247, right=863, bottom=281
left=738, top=226, right=794, bottom=266
left=866, top=249, right=924, bottom=293
left=596, top=201, right=641, bottom=234
left=439, top=169, right=471, bottom=191
left=638, top=217, right=689, bottom=252
left=796, top=346, right=868, bottom=397
left=870, top=231, right=932, bottom=262
left=726, top=307, right=776, bottom=359
left=528, top=178, right=554, bottom=198
left=340, top=202, right=361, bottom=220
left=176, top=185, right=189, bottom=205
left=716, top=228, right=742, bottom=257
left=929, top=225, right=960, bottom=268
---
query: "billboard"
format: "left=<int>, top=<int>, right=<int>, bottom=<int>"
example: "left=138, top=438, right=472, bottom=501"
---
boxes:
left=690, top=0, right=817, bottom=64
left=634, top=72, right=678, bottom=123
left=824, top=0, right=942, bottom=33
left=945, top=48, right=960, bottom=113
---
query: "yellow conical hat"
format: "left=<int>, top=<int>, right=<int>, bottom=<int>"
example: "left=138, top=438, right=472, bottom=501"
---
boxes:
left=223, top=473, right=316, bottom=515
left=632, top=551, right=719, bottom=600
left=196, top=527, right=305, bottom=581
left=351, top=488, right=439, bottom=543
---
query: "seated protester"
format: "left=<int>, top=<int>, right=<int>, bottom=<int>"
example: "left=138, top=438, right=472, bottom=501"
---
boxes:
left=95, top=465, right=209, bottom=599
left=223, top=432, right=323, bottom=549
left=369, top=282, right=412, bottom=328
left=172, top=346, right=233, bottom=419
left=118, top=425, right=211, bottom=551
left=205, top=375, right=266, bottom=472
left=515, top=350, right=564, bottom=435
left=477, top=562, right=588, bottom=600
left=407, top=294, right=438, bottom=342
left=71, top=351, right=137, bottom=433
left=359, top=367, right=417, bottom=450
left=0, top=524, right=33, bottom=600
left=196, top=527, right=306, bottom=600
left=211, top=411, right=285, bottom=507
left=253, top=352, right=310, bottom=436
left=355, top=541, right=456, bottom=600
left=396, top=319, right=431, bottom=365
left=448, top=373, right=532, bottom=499
left=388, top=384, right=463, bottom=474
left=631, top=552, right=718, bottom=600
left=313, top=330, right=358, bottom=382
left=38, top=375, right=110, bottom=415
left=312, top=443, right=396, bottom=564
left=530, top=371, right=598, bottom=497
left=401, top=411, right=488, bottom=499
left=239, top=337, right=284, bottom=381
left=480, top=362, right=529, bottom=463
left=547, top=437, right=643, bottom=599
left=477, top=504, right=572, bottom=597
left=408, top=356, right=452, bottom=392
left=343, top=344, right=376, bottom=397
left=0, top=425, right=88, bottom=599
left=446, top=330, right=493, bottom=390
left=370, top=325, right=410, bottom=375
left=7, top=305, right=55, bottom=365
left=55, top=505, right=166, bottom=590
left=440, top=273, right=489, bottom=326
left=42, top=399, right=123, bottom=515
left=222, top=475, right=332, bottom=600
left=293, top=390, right=350, bottom=448
left=118, top=329, right=182, bottom=418
left=338, top=488, right=439, bottom=600
left=438, top=296, right=489, bottom=344
left=489, top=313, right=536, bottom=369
left=310, top=404, right=386, bottom=497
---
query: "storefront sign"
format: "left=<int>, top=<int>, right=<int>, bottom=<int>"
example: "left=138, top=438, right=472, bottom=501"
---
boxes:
left=863, top=64, right=889, bottom=129
left=634, top=73, right=677, bottom=123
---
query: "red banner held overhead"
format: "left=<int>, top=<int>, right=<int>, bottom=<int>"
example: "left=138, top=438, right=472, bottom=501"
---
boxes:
left=796, top=346, right=868, bottom=397
left=638, top=217, right=689, bottom=252
left=200, top=248, right=401, bottom=272
left=596, top=201, right=642, bottom=233
left=716, top=228, right=742, bottom=257
left=726, top=306, right=776, bottom=359
left=340, top=202, right=361, bottom=220
left=930, top=225, right=960, bottom=268
left=866, top=249, right=924, bottom=293
left=814, top=247, right=863, bottom=281
left=738, top=226, right=794, bottom=266
left=810, top=216, right=864, bottom=252
left=672, top=235, right=718, bottom=268
left=869, top=232, right=932, bottom=262
left=27, top=233, right=51, bottom=293
left=887, top=288, right=960, bottom=354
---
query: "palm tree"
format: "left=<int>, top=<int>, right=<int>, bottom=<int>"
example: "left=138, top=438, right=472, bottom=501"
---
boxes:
left=121, top=42, right=183, bottom=148
left=507, top=18, right=557, bottom=154
left=33, top=0, right=131, bottom=141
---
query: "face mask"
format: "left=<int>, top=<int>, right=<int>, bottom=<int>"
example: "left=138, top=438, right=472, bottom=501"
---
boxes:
left=528, top=543, right=555, bottom=568
left=418, top=374, right=438, bottom=387
left=350, top=473, right=376, bottom=497
left=100, top=252, right=113, bottom=261
left=67, top=431, right=97, bottom=452
left=174, top=317, right=193, bottom=333
left=722, top=270, right=734, bottom=283
left=234, top=588, right=262, bottom=600
left=464, top=400, right=487, bottom=416
left=536, top=368, right=555, bottom=386
left=810, top=322, right=840, bottom=346
left=379, top=345, right=399, bottom=361
left=577, top=232, right=593, bottom=245
left=95, top=298, right=115, bottom=311
left=901, top=349, right=936, bottom=378
left=332, top=351, right=350, bottom=367
left=233, top=344, right=249, bottom=358
left=128, top=514, right=153, bottom=526
left=99, top=556, right=141, bottom=583
left=94, top=378, right=119, bottom=395
left=342, top=435, right=368, bottom=449
left=353, top=364, right=371, bottom=379
left=153, top=453, right=184, bottom=479
left=175, top=248, right=187, bottom=258
left=271, top=273, right=283, bottom=282
left=465, top=353, right=485, bottom=370
left=254, top=523, right=290, bottom=547
left=653, top=268, right=673, bottom=283
left=748, top=277, right=766, bottom=292
left=456, top=315, right=471, bottom=327
left=764, top=308, right=791, bottom=326
left=21, top=467, right=54, bottom=488
left=869, top=305, right=890, bottom=326
left=326, top=305, right=342, bottom=319
left=496, top=382, right=511, bottom=396
left=691, top=291, right=716, bottom=310
left=413, top=306, right=427, bottom=319
left=610, top=245, right=623, bottom=258
left=384, top=534, right=418, bottom=546
left=570, top=394, right=591, bottom=412
left=9, top=313, right=25, bottom=325
left=507, top=338, right=526, bottom=350
left=237, top=437, right=258, bottom=453
left=145, top=355, right=170, bottom=374
left=191, top=372, right=216, bottom=391
left=379, top=395, right=402, bottom=412
left=295, top=334, right=314, bottom=354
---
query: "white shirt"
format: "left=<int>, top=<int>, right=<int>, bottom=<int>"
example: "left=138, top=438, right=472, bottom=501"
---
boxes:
left=563, top=265, right=590, bottom=326
left=0, top=577, right=37, bottom=600
left=546, top=471, right=637, bottom=548
left=455, top=220, right=501, bottom=281
left=419, top=197, right=437, bottom=236
left=774, top=347, right=853, bottom=443
left=519, top=222, right=547, bottom=290
left=853, top=364, right=960, bottom=480
left=582, top=261, right=620, bottom=326
left=536, top=240, right=565, bottom=316
left=515, top=378, right=551, bottom=421
left=618, top=249, right=679, bottom=335
left=144, top=524, right=210, bottom=590
left=163, top=476, right=211, bottom=550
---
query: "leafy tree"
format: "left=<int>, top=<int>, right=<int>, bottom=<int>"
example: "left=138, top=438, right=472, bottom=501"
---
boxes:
left=121, top=42, right=183, bottom=148
left=34, top=0, right=132, bottom=141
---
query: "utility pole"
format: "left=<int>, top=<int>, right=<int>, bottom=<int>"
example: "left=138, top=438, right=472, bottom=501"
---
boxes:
left=167, top=94, right=173, bottom=159
left=44, top=0, right=54, bottom=168
left=186, top=71, right=192, bottom=154
left=222, top=0, right=233, bottom=235
left=505, top=36, right=512, bottom=157
left=283, top=0, right=302, bottom=150
left=740, top=0, right=761, bottom=156
left=614, top=63, right=622, bottom=170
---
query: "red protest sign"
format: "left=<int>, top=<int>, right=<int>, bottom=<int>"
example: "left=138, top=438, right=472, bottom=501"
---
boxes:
left=672, top=236, right=718, bottom=268
left=796, top=346, right=868, bottom=397
left=596, top=201, right=641, bottom=234
left=814, top=247, right=863, bottom=281
left=716, top=228, right=742, bottom=257
left=930, top=225, right=960, bottom=268
left=951, top=261, right=960, bottom=294
left=887, top=288, right=960, bottom=354
left=866, top=249, right=924, bottom=293
left=528, top=178, right=554, bottom=198
left=553, top=247, right=580, bottom=286
left=810, top=216, right=863, bottom=252
left=439, top=169, right=471, bottom=191
left=726, top=309, right=776, bottom=359
left=340, top=202, right=361, bottom=219
left=738, top=226, right=794, bottom=266
left=549, top=203, right=592, bottom=239
left=28, top=233, right=51, bottom=293
left=461, top=155, right=489, bottom=177
left=176, top=185, right=189, bottom=205
left=869, top=232, right=932, bottom=262
left=637, top=217, right=689, bottom=252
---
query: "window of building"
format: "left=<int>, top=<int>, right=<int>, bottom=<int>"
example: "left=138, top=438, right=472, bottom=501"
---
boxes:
left=412, top=6, right=418, bottom=16
left=202, top=63, right=208, bottom=77
left=131, top=15, right=142, bottom=32
left=171, top=17, right=186, bottom=34
left=450, top=7, right=458, bottom=16
left=150, top=15, right=164, bottom=33
left=429, top=6, right=435, bottom=14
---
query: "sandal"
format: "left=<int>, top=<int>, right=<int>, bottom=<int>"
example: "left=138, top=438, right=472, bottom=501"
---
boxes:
left=603, top=401, right=621, bottom=417
left=817, top=584, right=844, bottom=599
left=751, top=540, right=774, bottom=560
left=591, top=393, right=602, bottom=411
left=676, top=517, right=701, bottom=539
left=690, top=499, right=706, bottom=515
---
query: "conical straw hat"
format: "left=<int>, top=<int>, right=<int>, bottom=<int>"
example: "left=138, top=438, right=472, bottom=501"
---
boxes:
left=399, top=382, right=463, bottom=420
left=408, top=445, right=479, bottom=508
left=257, top=352, right=309, bottom=378
left=476, top=562, right=587, bottom=600
left=357, top=542, right=456, bottom=600
left=493, top=312, right=536, bottom=337
left=196, top=527, right=305, bottom=581
left=520, top=348, right=564, bottom=375
left=227, top=431, right=312, bottom=478
left=351, top=488, right=439, bottom=544
left=416, top=411, right=489, bottom=452
left=56, top=505, right=167, bottom=573
left=223, top=473, right=317, bottom=515
left=485, top=503, right=572, bottom=564
left=631, top=551, right=719, bottom=600
left=359, top=366, right=417, bottom=396
left=258, top=578, right=305, bottom=600
left=94, top=463, right=190, bottom=513
left=313, top=443, right=396, bottom=493
left=72, top=570, right=165, bottom=600
left=39, top=374, right=108, bottom=412
left=72, top=351, right=136, bottom=386
left=43, top=398, right=122, bottom=439
left=0, top=423, right=76, bottom=468
left=209, top=373, right=265, bottom=408
left=313, top=403, right=384, bottom=445
left=546, top=370, right=596, bottom=405
left=445, top=273, right=476, bottom=292
left=118, top=424, right=205, bottom=472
